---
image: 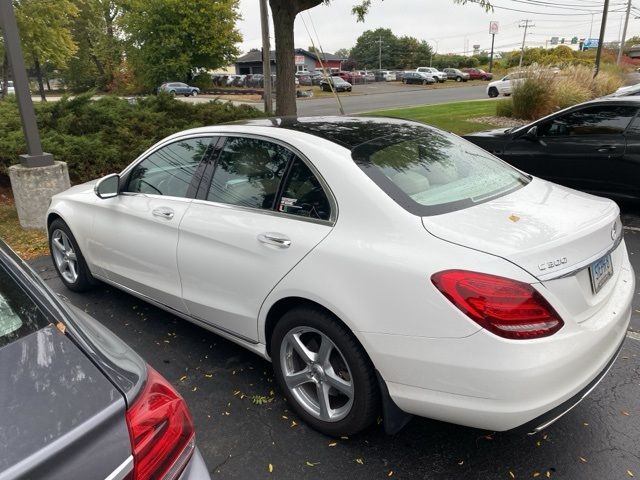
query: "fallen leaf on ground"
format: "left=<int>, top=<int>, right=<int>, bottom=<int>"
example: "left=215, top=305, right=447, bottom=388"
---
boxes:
left=628, top=471, right=635, bottom=478
left=509, top=471, right=515, bottom=478
left=622, top=411, right=630, bottom=416
left=179, top=376, right=187, bottom=382
left=388, top=471, right=394, bottom=477
left=579, top=457, right=587, bottom=463
left=328, top=442, right=337, bottom=447
left=268, top=464, right=273, bottom=473
left=305, top=461, right=319, bottom=467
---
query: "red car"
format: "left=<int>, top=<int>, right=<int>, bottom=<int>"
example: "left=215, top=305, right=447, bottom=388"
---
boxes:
left=462, top=68, right=493, bottom=80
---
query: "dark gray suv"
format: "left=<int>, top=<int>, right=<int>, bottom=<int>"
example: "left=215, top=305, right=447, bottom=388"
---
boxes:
left=0, top=241, right=210, bottom=480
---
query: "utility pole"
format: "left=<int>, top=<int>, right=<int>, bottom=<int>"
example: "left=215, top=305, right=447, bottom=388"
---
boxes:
left=617, top=0, right=632, bottom=64
left=259, top=0, right=273, bottom=115
left=594, top=0, right=610, bottom=76
left=518, top=20, right=534, bottom=68
left=0, top=0, right=69, bottom=230
left=375, top=36, right=383, bottom=70
left=489, top=34, right=496, bottom=71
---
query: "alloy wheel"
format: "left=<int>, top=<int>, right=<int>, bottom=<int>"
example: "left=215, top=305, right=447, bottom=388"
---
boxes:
left=280, top=327, right=354, bottom=422
left=51, top=229, right=79, bottom=284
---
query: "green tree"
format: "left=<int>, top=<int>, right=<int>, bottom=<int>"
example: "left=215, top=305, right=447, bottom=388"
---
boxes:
left=624, top=35, right=640, bottom=52
left=63, top=0, right=122, bottom=92
left=269, top=0, right=491, bottom=115
left=119, top=0, right=241, bottom=91
left=14, top=0, right=79, bottom=100
left=350, top=28, right=397, bottom=69
left=334, top=47, right=351, bottom=59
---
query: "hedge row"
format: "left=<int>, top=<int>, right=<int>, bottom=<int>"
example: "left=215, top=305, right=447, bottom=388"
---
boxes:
left=0, top=93, right=264, bottom=183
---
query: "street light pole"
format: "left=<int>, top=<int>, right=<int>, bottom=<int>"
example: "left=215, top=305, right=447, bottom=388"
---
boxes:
left=259, top=0, right=273, bottom=115
left=594, top=0, right=610, bottom=77
left=617, top=0, right=632, bottom=64
left=0, top=0, right=53, bottom=167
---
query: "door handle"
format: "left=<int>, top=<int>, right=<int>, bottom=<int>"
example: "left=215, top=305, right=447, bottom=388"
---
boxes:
left=257, top=232, right=291, bottom=248
left=152, top=207, right=175, bottom=220
left=596, top=145, right=617, bottom=152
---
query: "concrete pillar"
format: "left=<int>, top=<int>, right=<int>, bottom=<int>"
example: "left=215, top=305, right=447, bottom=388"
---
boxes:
left=8, top=161, right=70, bottom=230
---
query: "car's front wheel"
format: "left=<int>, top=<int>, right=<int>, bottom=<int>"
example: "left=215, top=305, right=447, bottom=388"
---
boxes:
left=488, top=87, right=499, bottom=98
left=191, top=90, right=198, bottom=97
left=271, top=307, right=379, bottom=436
left=49, top=219, right=95, bottom=292
left=456, top=76, right=462, bottom=82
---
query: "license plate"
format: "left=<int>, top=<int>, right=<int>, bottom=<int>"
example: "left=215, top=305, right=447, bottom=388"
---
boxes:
left=589, top=254, right=614, bottom=294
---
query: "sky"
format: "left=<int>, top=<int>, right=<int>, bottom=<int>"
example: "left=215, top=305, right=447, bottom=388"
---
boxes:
left=237, top=0, right=640, bottom=56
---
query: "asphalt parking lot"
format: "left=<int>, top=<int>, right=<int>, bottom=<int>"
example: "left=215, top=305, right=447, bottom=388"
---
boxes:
left=31, top=211, right=640, bottom=479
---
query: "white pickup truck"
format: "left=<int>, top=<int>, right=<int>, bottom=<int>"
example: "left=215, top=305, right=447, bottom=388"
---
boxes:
left=416, top=67, right=447, bottom=83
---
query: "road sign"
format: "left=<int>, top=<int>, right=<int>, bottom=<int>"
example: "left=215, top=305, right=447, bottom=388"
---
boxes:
left=489, top=21, right=499, bottom=34
left=583, top=38, right=599, bottom=49
left=294, top=55, right=305, bottom=65
left=550, top=36, right=559, bottom=45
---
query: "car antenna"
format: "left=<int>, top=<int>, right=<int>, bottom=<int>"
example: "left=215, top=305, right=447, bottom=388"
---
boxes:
left=302, top=13, right=345, bottom=116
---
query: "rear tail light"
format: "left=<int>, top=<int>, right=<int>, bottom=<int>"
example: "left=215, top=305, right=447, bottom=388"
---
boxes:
left=126, top=366, right=195, bottom=480
left=431, top=270, right=563, bottom=339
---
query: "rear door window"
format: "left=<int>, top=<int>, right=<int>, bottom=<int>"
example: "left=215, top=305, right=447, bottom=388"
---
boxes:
left=0, top=266, right=48, bottom=349
left=278, top=159, right=331, bottom=221
left=207, top=137, right=291, bottom=210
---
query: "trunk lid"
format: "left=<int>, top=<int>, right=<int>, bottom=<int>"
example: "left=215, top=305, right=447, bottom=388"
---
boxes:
left=422, top=178, right=621, bottom=282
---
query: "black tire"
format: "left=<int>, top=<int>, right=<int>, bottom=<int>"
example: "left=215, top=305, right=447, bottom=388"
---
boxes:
left=488, top=87, right=499, bottom=98
left=456, top=76, right=462, bottom=82
left=183, top=93, right=190, bottom=97
left=169, top=90, right=176, bottom=96
left=271, top=307, right=380, bottom=437
left=48, top=219, right=95, bottom=292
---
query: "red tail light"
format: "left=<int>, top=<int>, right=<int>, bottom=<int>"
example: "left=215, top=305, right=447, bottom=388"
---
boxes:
left=126, top=366, right=195, bottom=480
left=431, top=270, right=563, bottom=339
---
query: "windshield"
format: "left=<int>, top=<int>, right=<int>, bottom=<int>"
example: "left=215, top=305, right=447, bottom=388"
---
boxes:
left=0, top=264, right=49, bottom=349
left=352, top=124, right=529, bottom=215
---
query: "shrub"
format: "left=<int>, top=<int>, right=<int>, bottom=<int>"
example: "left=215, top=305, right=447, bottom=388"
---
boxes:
left=0, top=93, right=264, bottom=183
left=550, top=77, right=591, bottom=110
left=495, top=99, right=513, bottom=118
left=511, top=67, right=556, bottom=120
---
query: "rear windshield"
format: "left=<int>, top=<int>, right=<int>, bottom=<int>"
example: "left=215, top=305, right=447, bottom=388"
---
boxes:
left=352, top=124, right=529, bottom=216
left=0, top=264, right=49, bottom=349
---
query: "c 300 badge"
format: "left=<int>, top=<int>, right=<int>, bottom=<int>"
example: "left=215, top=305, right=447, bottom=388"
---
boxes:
left=538, top=257, right=568, bottom=271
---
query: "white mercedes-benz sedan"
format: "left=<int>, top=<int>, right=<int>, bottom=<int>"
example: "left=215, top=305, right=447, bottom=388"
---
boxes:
left=47, top=116, right=634, bottom=437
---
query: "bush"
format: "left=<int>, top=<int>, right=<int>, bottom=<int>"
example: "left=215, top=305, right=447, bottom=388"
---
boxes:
left=495, top=99, right=513, bottom=118
left=0, top=93, right=264, bottom=183
left=550, top=77, right=591, bottom=110
left=511, top=68, right=556, bottom=120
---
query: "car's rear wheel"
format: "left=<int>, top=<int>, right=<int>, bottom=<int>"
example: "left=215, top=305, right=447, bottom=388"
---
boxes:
left=488, top=87, right=499, bottom=98
left=456, top=76, right=462, bottom=82
left=49, top=219, right=95, bottom=292
left=271, top=307, right=379, bottom=436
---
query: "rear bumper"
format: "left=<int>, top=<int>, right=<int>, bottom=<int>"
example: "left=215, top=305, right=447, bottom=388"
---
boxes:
left=362, top=261, right=634, bottom=431
left=179, top=448, right=211, bottom=480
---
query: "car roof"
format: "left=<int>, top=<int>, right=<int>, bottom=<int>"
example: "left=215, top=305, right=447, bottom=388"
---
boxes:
left=223, top=116, right=430, bottom=150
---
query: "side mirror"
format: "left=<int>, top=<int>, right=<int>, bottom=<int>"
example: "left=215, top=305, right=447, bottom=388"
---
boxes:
left=524, top=125, right=539, bottom=141
left=95, top=173, right=120, bottom=199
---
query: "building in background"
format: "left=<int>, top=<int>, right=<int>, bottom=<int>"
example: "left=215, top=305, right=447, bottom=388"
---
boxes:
left=235, top=49, right=345, bottom=75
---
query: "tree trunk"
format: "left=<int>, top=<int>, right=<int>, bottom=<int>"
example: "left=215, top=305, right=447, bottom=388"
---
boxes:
left=87, top=35, right=106, bottom=77
left=34, top=55, right=46, bottom=101
left=46, top=76, right=52, bottom=91
left=1, top=54, right=8, bottom=99
left=269, top=1, right=297, bottom=116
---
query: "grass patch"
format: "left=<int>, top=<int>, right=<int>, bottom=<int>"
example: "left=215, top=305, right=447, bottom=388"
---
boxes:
left=364, top=100, right=497, bottom=135
left=0, top=200, right=48, bottom=260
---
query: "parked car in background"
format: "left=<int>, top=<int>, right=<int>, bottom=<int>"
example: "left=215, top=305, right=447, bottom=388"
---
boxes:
left=609, top=83, right=640, bottom=97
left=296, top=72, right=313, bottom=86
left=1, top=80, right=15, bottom=94
left=0, top=240, right=209, bottom=479
left=416, top=67, right=447, bottom=82
left=377, top=70, right=397, bottom=81
left=462, top=67, right=493, bottom=80
left=394, top=70, right=407, bottom=81
left=321, top=76, right=352, bottom=92
left=47, top=116, right=633, bottom=438
left=356, top=71, right=375, bottom=82
left=158, top=82, right=200, bottom=96
left=486, top=71, right=527, bottom=97
left=464, top=97, right=640, bottom=201
left=402, top=71, right=435, bottom=85
left=443, top=68, right=470, bottom=82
